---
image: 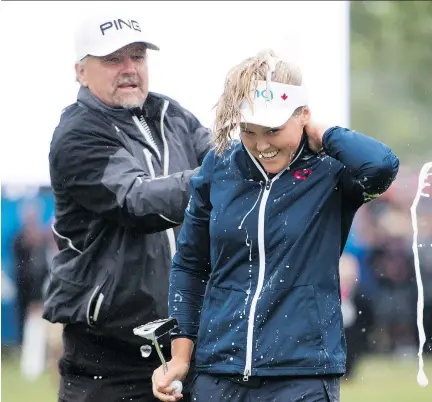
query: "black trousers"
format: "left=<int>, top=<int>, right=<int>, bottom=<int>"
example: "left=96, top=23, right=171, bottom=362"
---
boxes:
left=57, top=324, right=193, bottom=402
left=59, top=372, right=157, bottom=402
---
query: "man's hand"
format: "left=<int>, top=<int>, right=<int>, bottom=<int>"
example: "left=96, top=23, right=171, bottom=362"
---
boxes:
left=305, top=122, right=331, bottom=152
left=152, top=357, right=190, bottom=401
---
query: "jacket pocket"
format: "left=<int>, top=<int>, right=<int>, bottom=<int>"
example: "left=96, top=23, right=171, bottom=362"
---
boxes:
left=254, top=285, right=325, bottom=369
left=86, top=270, right=113, bottom=328
left=195, top=286, right=249, bottom=367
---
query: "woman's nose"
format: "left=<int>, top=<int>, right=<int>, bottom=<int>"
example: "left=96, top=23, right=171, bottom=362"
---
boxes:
left=256, top=139, right=271, bottom=153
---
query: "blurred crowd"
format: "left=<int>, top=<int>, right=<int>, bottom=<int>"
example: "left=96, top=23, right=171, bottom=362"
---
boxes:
left=3, top=163, right=432, bottom=381
left=3, top=198, right=63, bottom=381
left=12, top=202, right=57, bottom=345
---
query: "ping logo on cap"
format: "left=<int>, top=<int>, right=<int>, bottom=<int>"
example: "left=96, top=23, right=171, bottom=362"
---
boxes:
left=100, top=19, right=142, bottom=36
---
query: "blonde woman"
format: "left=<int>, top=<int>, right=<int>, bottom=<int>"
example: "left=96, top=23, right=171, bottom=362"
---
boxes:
left=152, top=50, right=399, bottom=402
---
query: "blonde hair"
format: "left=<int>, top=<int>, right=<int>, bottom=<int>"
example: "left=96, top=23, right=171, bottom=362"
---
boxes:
left=213, top=49, right=303, bottom=155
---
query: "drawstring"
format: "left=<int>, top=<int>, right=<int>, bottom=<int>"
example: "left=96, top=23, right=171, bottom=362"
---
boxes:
left=238, top=182, right=264, bottom=230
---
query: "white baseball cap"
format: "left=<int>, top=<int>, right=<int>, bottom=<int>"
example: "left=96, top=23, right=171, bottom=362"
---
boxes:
left=74, top=14, right=159, bottom=61
left=239, top=80, right=308, bottom=128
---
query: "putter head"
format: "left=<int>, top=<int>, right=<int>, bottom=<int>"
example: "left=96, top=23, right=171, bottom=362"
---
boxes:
left=133, top=317, right=179, bottom=342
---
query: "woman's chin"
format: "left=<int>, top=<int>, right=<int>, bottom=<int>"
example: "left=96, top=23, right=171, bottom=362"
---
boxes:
left=261, top=159, right=286, bottom=175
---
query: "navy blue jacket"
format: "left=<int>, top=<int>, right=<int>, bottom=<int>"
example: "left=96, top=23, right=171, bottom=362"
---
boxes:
left=169, top=127, right=399, bottom=378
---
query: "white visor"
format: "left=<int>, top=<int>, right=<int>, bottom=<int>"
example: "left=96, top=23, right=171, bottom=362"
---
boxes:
left=239, top=81, right=308, bottom=128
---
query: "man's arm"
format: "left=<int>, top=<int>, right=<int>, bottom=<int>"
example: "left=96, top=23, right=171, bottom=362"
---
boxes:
left=50, top=128, right=198, bottom=232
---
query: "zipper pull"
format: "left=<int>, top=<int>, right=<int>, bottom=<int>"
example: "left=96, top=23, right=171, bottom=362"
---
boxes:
left=243, top=369, right=250, bottom=382
left=265, top=180, right=271, bottom=190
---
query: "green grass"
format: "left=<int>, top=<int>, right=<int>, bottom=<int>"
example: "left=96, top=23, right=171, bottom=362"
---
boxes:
left=340, top=356, right=432, bottom=402
left=1, top=354, right=432, bottom=401
left=2, top=354, right=57, bottom=402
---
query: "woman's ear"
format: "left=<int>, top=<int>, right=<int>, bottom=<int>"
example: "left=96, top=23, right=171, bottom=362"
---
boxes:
left=300, top=107, right=311, bottom=127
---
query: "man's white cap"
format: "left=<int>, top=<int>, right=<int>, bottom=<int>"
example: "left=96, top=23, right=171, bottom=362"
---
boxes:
left=74, top=14, right=159, bottom=61
left=239, top=80, right=309, bottom=128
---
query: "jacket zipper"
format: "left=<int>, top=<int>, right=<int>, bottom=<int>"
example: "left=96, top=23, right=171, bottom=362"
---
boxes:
left=243, top=177, right=272, bottom=380
left=132, top=114, right=161, bottom=162
left=140, top=101, right=176, bottom=260
left=159, top=101, right=177, bottom=260
left=242, top=145, right=305, bottom=381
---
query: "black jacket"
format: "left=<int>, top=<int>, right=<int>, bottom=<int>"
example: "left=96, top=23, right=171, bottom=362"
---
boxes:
left=43, top=86, right=212, bottom=347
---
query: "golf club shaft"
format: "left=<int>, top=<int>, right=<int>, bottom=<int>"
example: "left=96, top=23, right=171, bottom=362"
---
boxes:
left=154, top=340, right=168, bottom=375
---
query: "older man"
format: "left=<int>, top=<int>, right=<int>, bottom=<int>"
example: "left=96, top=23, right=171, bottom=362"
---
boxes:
left=43, top=13, right=211, bottom=402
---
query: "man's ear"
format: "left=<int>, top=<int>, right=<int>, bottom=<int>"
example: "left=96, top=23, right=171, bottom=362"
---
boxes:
left=75, top=60, right=88, bottom=86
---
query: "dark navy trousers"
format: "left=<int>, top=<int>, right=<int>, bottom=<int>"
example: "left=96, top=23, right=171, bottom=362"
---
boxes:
left=190, top=374, right=340, bottom=402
